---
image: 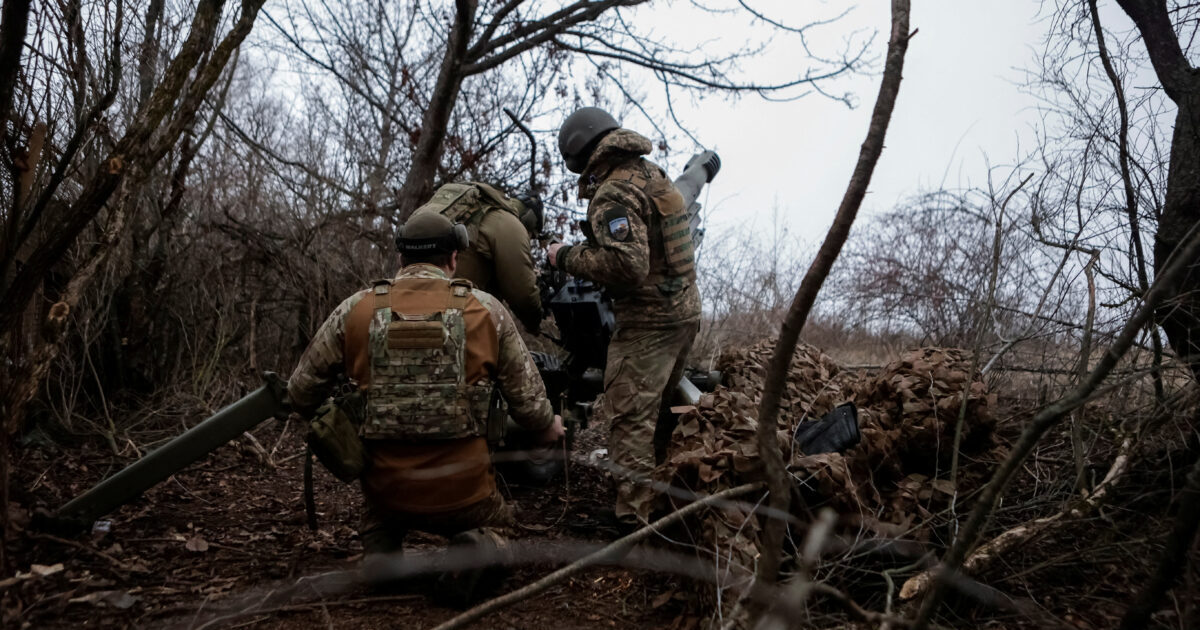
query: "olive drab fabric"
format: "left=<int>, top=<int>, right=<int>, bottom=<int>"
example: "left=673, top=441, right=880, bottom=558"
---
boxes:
left=411, top=182, right=543, bottom=332
left=412, top=182, right=524, bottom=233
left=358, top=279, right=493, bottom=441
left=555, top=128, right=702, bottom=328
left=306, top=393, right=367, bottom=482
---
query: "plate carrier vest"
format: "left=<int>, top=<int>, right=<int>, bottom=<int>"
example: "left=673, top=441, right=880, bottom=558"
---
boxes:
left=607, top=164, right=696, bottom=283
left=358, top=278, right=493, bottom=441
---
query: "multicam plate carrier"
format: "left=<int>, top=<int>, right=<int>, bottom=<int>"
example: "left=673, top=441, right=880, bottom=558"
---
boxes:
left=361, top=279, right=493, bottom=440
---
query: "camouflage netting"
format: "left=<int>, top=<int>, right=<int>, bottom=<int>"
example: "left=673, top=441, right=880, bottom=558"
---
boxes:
left=655, top=339, right=999, bottom=619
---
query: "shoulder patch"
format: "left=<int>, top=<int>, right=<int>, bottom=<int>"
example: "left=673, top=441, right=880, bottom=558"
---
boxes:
left=603, top=207, right=631, bottom=242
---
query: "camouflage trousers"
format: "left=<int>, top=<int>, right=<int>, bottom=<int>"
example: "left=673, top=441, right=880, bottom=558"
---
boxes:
left=601, top=321, right=698, bottom=521
left=360, top=488, right=513, bottom=556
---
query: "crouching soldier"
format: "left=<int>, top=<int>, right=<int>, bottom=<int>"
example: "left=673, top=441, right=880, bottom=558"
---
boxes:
left=411, top=182, right=546, bottom=333
left=287, top=211, right=564, bottom=605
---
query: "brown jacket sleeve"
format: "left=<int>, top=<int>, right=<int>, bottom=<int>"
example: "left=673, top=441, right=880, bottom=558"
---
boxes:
left=479, top=210, right=543, bottom=332
left=474, top=289, right=553, bottom=431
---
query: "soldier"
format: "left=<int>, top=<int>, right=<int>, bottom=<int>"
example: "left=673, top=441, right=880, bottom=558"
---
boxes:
left=288, top=211, right=564, bottom=604
left=411, top=182, right=545, bottom=333
left=547, top=107, right=701, bottom=526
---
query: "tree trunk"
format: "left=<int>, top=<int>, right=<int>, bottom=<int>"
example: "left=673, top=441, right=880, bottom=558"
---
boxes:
left=1154, top=95, right=1200, bottom=382
left=391, top=0, right=477, bottom=222
left=1114, top=0, right=1200, bottom=383
left=0, top=0, right=31, bottom=151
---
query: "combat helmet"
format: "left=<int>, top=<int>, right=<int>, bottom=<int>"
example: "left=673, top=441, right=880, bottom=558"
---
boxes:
left=558, top=107, right=620, bottom=174
left=395, top=211, right=469, bottom=254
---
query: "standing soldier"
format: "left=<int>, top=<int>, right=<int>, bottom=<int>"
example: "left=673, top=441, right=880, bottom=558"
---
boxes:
left=411, top=182, right=546, bottom=333
left=547, top=107, right=702, bottom=527
left=288, top=211, right=564, bottom=604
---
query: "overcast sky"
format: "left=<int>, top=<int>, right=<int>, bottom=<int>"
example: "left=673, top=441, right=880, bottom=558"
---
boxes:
left=620, top=1, right=1148, bottom=249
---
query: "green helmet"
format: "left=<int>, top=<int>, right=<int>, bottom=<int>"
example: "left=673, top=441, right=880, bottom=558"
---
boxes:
left=558, top=107, right=619, bottom=174
left=395, top=211, right=469, bottom=254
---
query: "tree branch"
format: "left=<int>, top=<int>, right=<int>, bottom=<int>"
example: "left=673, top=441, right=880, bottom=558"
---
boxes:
left=751, top=0, right=911, bottom=611
left=429, top=483, right=762, bottom=630
left=910, top=216, right=1200, bottom=629
left=1115, top=0, right=1196, bottom=101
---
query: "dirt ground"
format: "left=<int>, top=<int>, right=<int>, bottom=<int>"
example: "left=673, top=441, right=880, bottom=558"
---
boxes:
left=4, top=390, right=1198, bottom=629
left=3, top=418, right=696, bottom=629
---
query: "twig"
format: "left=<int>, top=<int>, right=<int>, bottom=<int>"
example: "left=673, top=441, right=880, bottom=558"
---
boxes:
left=754, top=508, right=837, bottom=630
left=1118, top=438, right=1200, bottom=629
left=189, top=594, right=422, bottom=630
left=901, top=436, right=1135, bottom=601
left=910, top=214, right=1200, bottom=629
left=428, top=483, right=762, bottom=630
left=268, top=418, right=291, bottom=464
left=28, top=533, right=140, bottom=574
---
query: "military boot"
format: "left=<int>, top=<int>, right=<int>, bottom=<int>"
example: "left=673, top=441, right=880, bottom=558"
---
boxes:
left=431, top=528, right=510, bottom=609
left=360, top=525, right=410, bottom=593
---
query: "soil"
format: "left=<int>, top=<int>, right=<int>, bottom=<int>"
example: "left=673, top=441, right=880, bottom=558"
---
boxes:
left=2, top=419, right=697, bottom=629
left=4, top=388, right=1198, bottom=629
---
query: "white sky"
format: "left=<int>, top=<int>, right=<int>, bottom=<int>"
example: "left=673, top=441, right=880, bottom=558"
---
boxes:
left=625, top=1, right=1142, bottom=248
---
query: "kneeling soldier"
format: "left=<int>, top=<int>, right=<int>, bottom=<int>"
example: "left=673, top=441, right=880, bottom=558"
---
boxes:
left=287, top=212, right=563, bottom=605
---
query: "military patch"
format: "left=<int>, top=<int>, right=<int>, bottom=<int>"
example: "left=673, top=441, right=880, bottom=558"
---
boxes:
left=601, top=207, right=631, bottom=242
left=608, top=217, right=630, bottom=241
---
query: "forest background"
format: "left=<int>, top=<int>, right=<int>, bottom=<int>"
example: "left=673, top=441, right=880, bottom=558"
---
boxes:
left=2, top=1, right=1199, bottom=628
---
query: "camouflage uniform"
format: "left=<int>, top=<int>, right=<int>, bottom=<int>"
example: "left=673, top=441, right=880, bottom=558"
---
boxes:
left=554, top=129, right=701, bottom=521
left=411, top=183, right=543, bottom=332
left=288, top=264, right=553, bottom=553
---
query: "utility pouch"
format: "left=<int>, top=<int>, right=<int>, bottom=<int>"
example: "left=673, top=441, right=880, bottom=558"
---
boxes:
left=305, top=392, right=368, bottom=483
left=578, top=219, right=597, bottom=245
left=485, top=390, right=509, bottom=445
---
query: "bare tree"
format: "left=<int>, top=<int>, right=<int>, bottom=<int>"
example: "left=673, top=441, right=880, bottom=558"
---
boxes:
left=1107, top=0, right=1200, bottom=382
left=264, top=0, right=873, bottom=222
left=0, top=0, right=268, bottom=567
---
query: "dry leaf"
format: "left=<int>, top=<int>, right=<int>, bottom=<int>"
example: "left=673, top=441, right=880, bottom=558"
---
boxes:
left=185, top=536, right=209, bottom=552
left=651, top=589, right=676, bottom=609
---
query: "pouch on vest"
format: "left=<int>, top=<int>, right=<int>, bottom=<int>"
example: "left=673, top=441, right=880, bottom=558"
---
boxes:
left=413, top=182, right=481, bottom=224
left=610, top=165, right=695, bottom=280
left=485, top=390, right=509, bottom=444
left=305, top=392, right=367, bottom=483
left=362, top=280, right=493, bottom=441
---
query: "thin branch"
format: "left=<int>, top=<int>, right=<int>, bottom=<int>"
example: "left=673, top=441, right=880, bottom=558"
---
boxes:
left=911, top=217, right=1200, bottom=629
left=750, top=0, right=910, bottom=615
left=428, top=483, right=762, bottom=630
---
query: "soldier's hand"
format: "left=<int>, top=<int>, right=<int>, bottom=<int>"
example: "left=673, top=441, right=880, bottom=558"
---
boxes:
left=538, top=414, right=566, bottom=444
left=547, top=243, right=563, bottom=267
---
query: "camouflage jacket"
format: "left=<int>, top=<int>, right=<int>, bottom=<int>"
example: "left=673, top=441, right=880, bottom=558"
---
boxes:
left=287, top=264, right=553, bottom=432
left=555, top=129, right=701, bottom=329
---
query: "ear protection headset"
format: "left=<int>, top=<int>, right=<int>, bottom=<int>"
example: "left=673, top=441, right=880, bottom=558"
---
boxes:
left=394, top=222, right=469, bottom=253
